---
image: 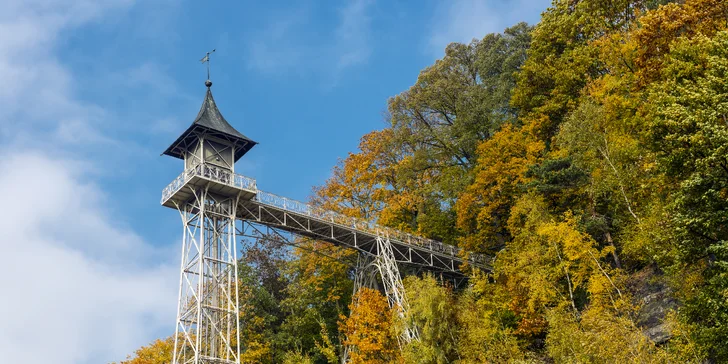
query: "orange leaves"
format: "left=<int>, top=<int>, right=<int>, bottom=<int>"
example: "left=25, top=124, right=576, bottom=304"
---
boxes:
left=456, top=124, right=545, bottom=253
left=340, top=288, right=399, bottom=364
left=634, top=0, right=728, bottom=84
left=312, top=129, right=399, bottom=221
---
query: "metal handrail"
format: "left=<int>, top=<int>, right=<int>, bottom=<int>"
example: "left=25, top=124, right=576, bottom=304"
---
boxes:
left=254, top=191, right=490, bottom=266
left=161, top=163, right=257, bottom=204
left=161, top=165, right=490, bottom=266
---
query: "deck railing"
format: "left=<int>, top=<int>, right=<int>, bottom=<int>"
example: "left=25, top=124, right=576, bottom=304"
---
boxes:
left=161, top=163, right=257, bottom=204
left=162, top=165, right=491, bottom=267
left=255, top=192, right=491, bottom=266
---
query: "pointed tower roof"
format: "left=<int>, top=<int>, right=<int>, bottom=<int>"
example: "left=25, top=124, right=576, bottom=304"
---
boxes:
left=163, top=81, right=257, bottom=162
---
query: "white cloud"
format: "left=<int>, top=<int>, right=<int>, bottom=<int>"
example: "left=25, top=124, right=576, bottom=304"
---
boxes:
left=0, top=0, right=130, bottom=144
left=428, top=0, right=551, bottom=55
left=0, top=152, right=177, bottom=364
left=0, top=1, right=180, bottom=363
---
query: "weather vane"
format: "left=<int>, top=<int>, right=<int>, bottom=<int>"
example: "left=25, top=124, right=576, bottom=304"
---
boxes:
left=200, top=49, right=216, bottom=85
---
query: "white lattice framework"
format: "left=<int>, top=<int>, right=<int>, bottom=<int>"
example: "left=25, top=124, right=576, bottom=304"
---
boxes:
left=373, top=233, right=419, bottom=342
left=163, top=162, right=492, bottom=363
left=172, top=186, right=241, bottom=364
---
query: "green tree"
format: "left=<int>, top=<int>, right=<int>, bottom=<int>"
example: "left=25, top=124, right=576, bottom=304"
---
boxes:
left=279, top=239, right=354, bottom=363
left=401, top=275, right=460, bottom=363
left=384, top=23, right=533, bottom=242
left=646, top=31, right=728, bottom=361
left=236, top=237, right=290, bottom=363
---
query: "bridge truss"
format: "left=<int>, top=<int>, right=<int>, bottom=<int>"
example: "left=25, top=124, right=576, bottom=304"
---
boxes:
left=163, top=163, right=492, bottom=363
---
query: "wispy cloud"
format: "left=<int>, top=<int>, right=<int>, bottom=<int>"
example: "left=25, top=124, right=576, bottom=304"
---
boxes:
left=0, top=152, right=177, bottom=364
left=0, top=0, right=131, bottom=145
left=427, top=0, right=550, bottom=55
left=0, top=1, right=179, bottom=363
left=245, top=0, right=374, bottom=86
left=334, top=0, right=373, bottom=70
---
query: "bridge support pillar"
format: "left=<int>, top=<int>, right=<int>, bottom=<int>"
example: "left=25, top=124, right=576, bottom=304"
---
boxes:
left=373, top=233, right=419, bottom=344
left=352, top=253, right=378, bottom=296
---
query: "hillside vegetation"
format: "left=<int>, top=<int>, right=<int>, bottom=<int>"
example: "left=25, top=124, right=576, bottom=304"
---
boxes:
left=120, top=0, right=728, bottom=362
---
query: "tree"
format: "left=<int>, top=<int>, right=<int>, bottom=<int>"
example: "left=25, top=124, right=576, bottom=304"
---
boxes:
left=401, top=275, right=460, bottom=363
left=646, top=31, right=728, bottom=361
left=114, top=337, right=174, bottom=364
left=389, top=22, right=532, bottom=171
left=456, top=272, right=525, bottom=363
left=456, top=124, right=544, bottom=254
left=236, top=237, right=289, bottom=363
left=340, top=288, right=399, bottom=364
left=279, top=238, right=354, bottom=363
left=512, top=0, right=650, bottom=143
left=382, top=23, right=533, bottom=242
left=633, top=0, right=728, bottom=84
left=546, top=306, right=671, bottom=362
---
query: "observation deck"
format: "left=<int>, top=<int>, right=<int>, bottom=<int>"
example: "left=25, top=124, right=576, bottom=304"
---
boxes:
left=161, top=163, right=492, bottom=275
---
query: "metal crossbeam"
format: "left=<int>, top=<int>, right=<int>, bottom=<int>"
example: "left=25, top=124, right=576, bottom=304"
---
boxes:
left=162, top=163, right=493, bottom=274
left=373, top=233, right=419, bottom=342
left=163, top=163, right=493, bottom=363
left=171, top=186, right=241, bottom=364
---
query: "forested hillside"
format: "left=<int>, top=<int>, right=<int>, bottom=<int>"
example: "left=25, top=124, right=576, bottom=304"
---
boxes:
left=120, top=0, right=728, bottom=362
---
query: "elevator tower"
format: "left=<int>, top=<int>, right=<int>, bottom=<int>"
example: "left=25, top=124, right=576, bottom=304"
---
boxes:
left=162, top=79, right=256, bottom=364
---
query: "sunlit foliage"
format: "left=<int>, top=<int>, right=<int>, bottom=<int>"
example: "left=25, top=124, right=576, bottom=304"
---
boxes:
left=125, top=1, right=728, bottom=362
left=115, top=337, right=173, bottom=364
left=341, top=288, right=399, bottom=364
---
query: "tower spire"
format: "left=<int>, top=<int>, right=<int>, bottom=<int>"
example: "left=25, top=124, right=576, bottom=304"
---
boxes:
left=200, top=49, right=216, bottom=87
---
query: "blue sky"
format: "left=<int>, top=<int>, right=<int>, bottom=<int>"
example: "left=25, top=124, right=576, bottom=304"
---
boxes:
left=0, top=0, right=550, bottom=362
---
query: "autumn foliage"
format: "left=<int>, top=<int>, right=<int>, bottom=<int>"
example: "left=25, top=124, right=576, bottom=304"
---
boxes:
left=341, top=288, right=399, bottom=364
left=123, top=1, right=728, bottom=363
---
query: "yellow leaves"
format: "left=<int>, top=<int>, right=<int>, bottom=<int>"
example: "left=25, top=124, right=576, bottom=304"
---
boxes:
left=282, top=351, right=315, bottom=364
left=546, top=306, right=672, bottom=363
left=239, top=340, right=271, bottom=364
left=456, top=124, right=545, bottom=253
left=312, top=129, right=398, bottom=220
left=537, top=214, right=592, bottom=262
left=495, top=192, right=632, bottom=338
left=289, top=239, right=354, bottom=305
left=341, top=288, right=399, bottom=364
left=457, top=278, right=527, bottom=362
left=634, top=0, right=728, bottom=85
left=116, top=337, right=174, bottom=364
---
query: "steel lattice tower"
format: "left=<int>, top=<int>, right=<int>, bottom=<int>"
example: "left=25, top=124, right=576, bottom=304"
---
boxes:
left=162, top=79, right=257, bottom=364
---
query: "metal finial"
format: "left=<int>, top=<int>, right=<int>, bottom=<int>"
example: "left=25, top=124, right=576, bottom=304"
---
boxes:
left=200, top=49, right=216, bottom=86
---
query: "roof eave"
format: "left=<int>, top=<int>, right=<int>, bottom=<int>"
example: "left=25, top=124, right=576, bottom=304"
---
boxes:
left=163, top=125, right=258, bottom=161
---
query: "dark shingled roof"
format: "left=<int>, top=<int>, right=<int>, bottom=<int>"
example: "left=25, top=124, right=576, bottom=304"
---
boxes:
left=163, top=86, right=257, bottom=162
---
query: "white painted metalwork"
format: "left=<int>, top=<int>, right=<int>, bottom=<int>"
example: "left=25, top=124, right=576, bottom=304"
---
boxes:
left=163, top=166, right=492, bottom=271
left=373, top=233, right=419, bottom=343
left=352, top=254, right=378, bottom=296
left=164, top=163, right=493, bottom=363
left=171, top=186, right=241, bottom=364
left=163, top=163, right=257, bottom=203
left=253, top=190, right=488, bottom=265
left=341, top=254, right=377, bottom=364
